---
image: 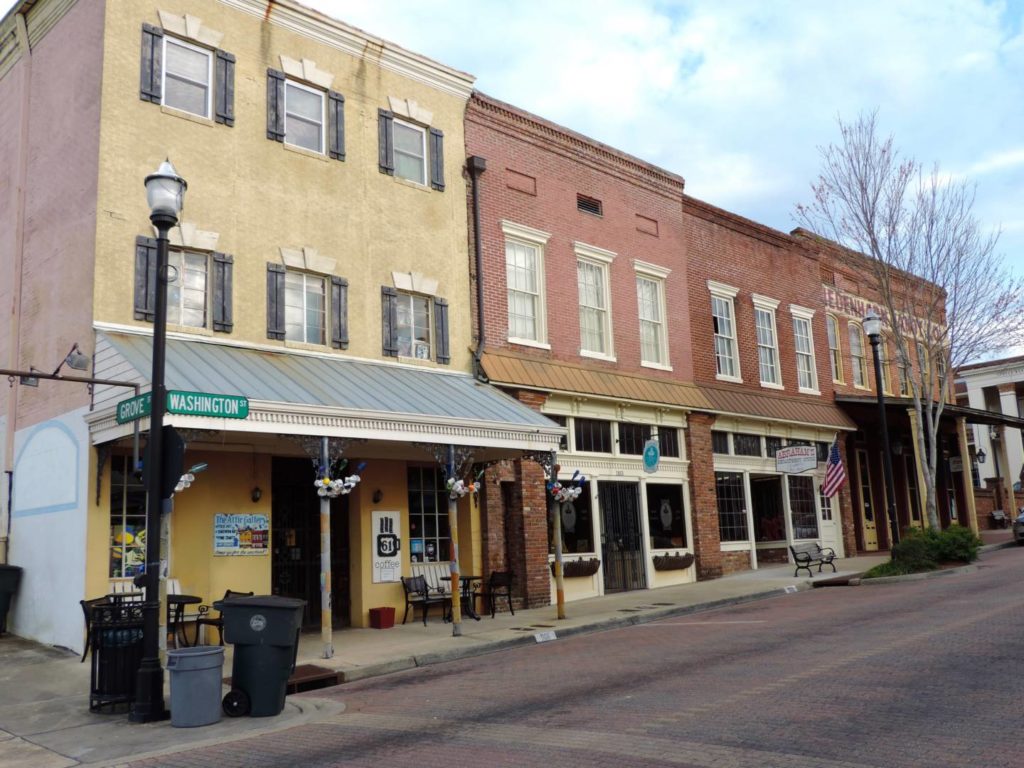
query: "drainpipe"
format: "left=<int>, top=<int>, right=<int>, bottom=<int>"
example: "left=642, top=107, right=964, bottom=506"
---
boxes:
left=2, top=11, right=32, bottom=565
left=467, top=156, right=488, bottom=382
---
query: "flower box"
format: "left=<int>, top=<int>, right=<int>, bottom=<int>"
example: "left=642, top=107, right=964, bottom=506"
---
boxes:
left=550, top=558, right=601, bottom=578
left=652, top=552, right=694, bottom=571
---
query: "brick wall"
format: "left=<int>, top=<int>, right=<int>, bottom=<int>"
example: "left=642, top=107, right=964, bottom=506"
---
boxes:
left=465, top=93, right=693, bottom=383
left=685, top=413, right=724, bottom=579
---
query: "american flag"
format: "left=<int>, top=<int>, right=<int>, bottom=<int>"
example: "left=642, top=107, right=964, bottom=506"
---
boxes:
left=822, top=437, right=846, bottom=498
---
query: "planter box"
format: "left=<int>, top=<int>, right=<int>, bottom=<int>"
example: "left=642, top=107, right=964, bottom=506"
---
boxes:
left=652, top=553, right=694, bottom=571
left=550, top=558, right=601, bottom=578
left=368, top=606, right=395, bottom=629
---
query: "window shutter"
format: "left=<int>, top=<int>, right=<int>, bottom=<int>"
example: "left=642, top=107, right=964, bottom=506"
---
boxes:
left=331, top=276, right=349, bottom=349
left=328, top=91, right=345, bottom=161
left=429, top=127, right=445, bottom=191
left=267, top=263, right=286, bottom=340
left=381, top=286, right=398, bottom=356
left=134, top=236, right=158, bottom=321
left=377, top=109, right=394, bottom=175
left=215, top=50, right=236, bottom=126
left=266, top=69, right=286, bottom=142
left=140, top=24, right=163, bottom=103
left=434, top=297, right=450, bottom=364
left=212, top=252, right=234, bottom=332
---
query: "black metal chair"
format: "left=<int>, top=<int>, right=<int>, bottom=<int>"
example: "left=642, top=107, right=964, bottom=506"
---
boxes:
left=79, top=597, right=111, bottom=662
left=195, top=589, right=253, bottom=645
left=401, top=575, right=449, bottom=626
left=478, top=571, right=514, bottom=618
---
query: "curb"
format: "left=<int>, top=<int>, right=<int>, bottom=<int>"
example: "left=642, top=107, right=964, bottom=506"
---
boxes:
left=981, top=539, right=1019, bottom=553
left=858, top=563, right=978, bottom=585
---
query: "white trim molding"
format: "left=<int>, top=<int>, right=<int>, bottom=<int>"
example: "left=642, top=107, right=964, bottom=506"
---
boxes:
left=158, top=10, right=224, bottom=47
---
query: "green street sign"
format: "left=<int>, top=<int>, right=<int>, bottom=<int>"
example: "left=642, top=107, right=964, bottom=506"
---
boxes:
left=166, top=390, right=249, bottom=419
left=116, top=393, right=152, bottom=424
left=116, top=390, right=249, bottom=423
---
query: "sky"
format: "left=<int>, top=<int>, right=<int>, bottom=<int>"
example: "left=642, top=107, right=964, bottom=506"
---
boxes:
left=3, top=0, right=1021, bottom=275
left=312, top=0, right=1024, bottom=278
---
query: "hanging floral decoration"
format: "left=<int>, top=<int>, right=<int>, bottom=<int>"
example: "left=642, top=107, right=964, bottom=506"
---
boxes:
left=447, top=469, right=484, bottom=500
left=548, top=469, right=586, bottom=503
left=315, top=460, right=367, bottom=498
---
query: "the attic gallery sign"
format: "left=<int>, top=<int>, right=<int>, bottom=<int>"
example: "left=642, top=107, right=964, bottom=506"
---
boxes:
left=116, top=390, right=249, bottom=424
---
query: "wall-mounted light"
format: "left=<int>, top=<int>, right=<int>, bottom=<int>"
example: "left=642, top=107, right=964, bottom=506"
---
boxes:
left=976, top=449, right=987, bottom=465
left=53, top=343, right=89, bottom=375
left=372, top=489, right=383, bottom=504
left=251, top=487, right=262, bottom=503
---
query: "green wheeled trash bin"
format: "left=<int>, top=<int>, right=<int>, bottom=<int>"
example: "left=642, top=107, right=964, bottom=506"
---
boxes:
left=218, top=595, right=305, bottom=717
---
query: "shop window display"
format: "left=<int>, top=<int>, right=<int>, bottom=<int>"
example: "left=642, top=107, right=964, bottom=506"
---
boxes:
left=109, top=455, right=147, bottom=578
left=646, top=484, right=686, bottom=550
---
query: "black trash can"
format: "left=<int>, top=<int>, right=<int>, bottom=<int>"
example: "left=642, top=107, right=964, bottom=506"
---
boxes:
left=88, top=601, right=145, bottom=713
left=0, top=564, right=22, bottom=635
left=219, top=595, right=305, bottom=717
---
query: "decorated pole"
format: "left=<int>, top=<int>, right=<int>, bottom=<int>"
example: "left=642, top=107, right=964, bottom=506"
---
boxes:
left=548, top=454, right=566, bottom=620
left=319, top=437, right=333, bottom=658
left=446, top=444, right=462, bottom=636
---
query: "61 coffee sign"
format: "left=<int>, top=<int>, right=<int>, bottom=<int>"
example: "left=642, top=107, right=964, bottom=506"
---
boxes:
left=775, top=445, right=818, bottom=474
left=116, top=390, right=249, bottom=424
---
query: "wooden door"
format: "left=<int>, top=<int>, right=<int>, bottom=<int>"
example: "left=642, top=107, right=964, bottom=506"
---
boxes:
left=855, top=449, right=878, bottom=551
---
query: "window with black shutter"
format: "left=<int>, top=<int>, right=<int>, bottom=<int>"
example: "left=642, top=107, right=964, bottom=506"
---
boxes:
left=331, top=276, right=349, bottom=349
left=378, top=109, right=444, bottom=190
left=433, top=297, right=450, bottom=364
left=140, top=25, right=233, bottom=125
left=134, top=236, right=158, bottom=321
left=381, top=286, right=398, bottom=356
left=211, top=252, right=233, bottom=332
left=266, top=263, right=286, bottom=340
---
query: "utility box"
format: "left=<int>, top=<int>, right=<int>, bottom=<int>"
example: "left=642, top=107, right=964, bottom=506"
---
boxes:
left=369, top=606, right=395, bottom=629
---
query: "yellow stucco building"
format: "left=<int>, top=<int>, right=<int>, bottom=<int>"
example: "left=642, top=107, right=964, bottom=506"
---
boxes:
left=0, top=0, right=560, bottom=652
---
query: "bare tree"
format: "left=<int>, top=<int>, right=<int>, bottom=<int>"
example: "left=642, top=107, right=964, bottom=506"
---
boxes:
left=796, top=112, right=1024, bottom=529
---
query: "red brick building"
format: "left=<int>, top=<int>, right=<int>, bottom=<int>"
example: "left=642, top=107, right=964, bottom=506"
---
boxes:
left=465, top=92, right=704, bottom=604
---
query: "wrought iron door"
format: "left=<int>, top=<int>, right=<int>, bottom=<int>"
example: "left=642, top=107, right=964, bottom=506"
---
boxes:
left=598, top=481, right=647, bottom=593
left=271, top=457, right=351, bottom=628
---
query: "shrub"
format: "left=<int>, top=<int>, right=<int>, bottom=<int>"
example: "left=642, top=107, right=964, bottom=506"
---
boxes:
left=863, top=560, right=914, bottom=578
left=891, top=528, right=938, bottom=572
left=934, top=524, right=981, bottom=563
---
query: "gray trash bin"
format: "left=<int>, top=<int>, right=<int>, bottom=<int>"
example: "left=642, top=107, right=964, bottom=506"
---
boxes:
left=167, top=646, right=225, bottom=727
left=219, top=595, right=305, bottom=717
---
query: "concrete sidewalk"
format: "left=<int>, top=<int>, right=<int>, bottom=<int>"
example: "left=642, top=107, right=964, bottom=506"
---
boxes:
left=0, top=553, right=891, bottom=768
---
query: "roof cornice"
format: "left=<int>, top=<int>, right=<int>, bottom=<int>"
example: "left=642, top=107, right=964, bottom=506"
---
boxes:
left=219, top=0, right=475, bottom=99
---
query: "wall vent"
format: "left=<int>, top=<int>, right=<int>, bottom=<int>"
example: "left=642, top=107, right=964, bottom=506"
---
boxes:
left=577, top=194, right=603, bottom=216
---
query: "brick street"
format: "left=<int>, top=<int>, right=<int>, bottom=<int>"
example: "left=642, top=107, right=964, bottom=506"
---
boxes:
left=120, top=549, right=1024, bottom=768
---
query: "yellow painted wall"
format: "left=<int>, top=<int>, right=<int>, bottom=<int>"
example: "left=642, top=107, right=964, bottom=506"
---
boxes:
left=169, top=450, right=272, bottom=604
left=92, top=0, right=474, bottom=369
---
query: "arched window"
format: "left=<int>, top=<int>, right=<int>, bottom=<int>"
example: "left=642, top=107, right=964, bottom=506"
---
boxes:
left=826, top=314, right=843, bottom=382
left=849, top=322, right=868, bottom=388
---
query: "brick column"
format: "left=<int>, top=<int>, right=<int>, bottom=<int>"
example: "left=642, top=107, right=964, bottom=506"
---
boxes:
left=685, top=413, right=723, bottom=580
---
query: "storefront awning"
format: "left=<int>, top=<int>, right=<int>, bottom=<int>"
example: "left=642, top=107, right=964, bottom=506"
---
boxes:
left=480, top=350, right=711, bottom=410
left=835, top=395, right=1024, bottom=429
left=699, top=384, right=856, bottom=430
left=87, top=331, right=564, bottom=453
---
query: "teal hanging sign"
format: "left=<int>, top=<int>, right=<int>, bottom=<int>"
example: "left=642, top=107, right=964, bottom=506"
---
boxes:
left=642, top=438, right=660, bottom=474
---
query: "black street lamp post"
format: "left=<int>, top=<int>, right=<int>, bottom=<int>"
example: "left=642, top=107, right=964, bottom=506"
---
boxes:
left=130, top=160, right=186, bottom=723
left=864, top=313, right=900, bottom=554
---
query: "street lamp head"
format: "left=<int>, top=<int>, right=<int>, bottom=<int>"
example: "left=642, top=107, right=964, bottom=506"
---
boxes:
left=863, top=312, right=883, bottom=340
left=144, top=159, right=187, bottom=223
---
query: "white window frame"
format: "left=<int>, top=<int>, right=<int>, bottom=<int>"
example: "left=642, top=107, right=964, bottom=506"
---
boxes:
left=162, top=36, right=212, bottom=119
left=752, top=294, right=781, bottom=389
left=284, top=270, right=327, bottom=345
left=634, top=259, right=671, bottom=370
left=575, top=242, right=616, bottom=361
left=790, top=304, right=819, bottom=395
left=879, top=335, right=893, bottom=394
left=708, top=280, right=741, bottom=383
left=395, top=290, right=433, bottom=360
left=166, top=249, right=209, bottom=329
left=826, top=314, right=844, bottom=383
left=284, top=79, right=325, bottom=154
left=393, top=118, right=428, bottom=185
left=502, top=221, right=551, bottom=349
left=849, top=322, right=869, bottom=389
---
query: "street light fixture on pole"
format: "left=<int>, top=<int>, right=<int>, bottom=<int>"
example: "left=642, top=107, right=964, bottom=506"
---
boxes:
left=130, top=160, right=186, bottom=723
left=863, top=312, right=900, bottom=554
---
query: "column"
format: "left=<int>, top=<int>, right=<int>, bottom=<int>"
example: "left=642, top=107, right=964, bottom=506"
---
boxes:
left=998, top=385, right=1022, bottom=510
left=956, top=417, right=979, bottom=534
left=906, top=409, right=929, bottom=525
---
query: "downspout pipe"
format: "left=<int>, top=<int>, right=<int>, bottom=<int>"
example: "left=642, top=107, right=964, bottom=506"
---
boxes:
left=467, top=155, right=488, bottom=382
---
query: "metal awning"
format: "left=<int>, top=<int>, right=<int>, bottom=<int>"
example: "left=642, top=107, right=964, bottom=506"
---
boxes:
left=835, top=395, right=1024, bottom=429
left=87, top=331, right=564, bottom=453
